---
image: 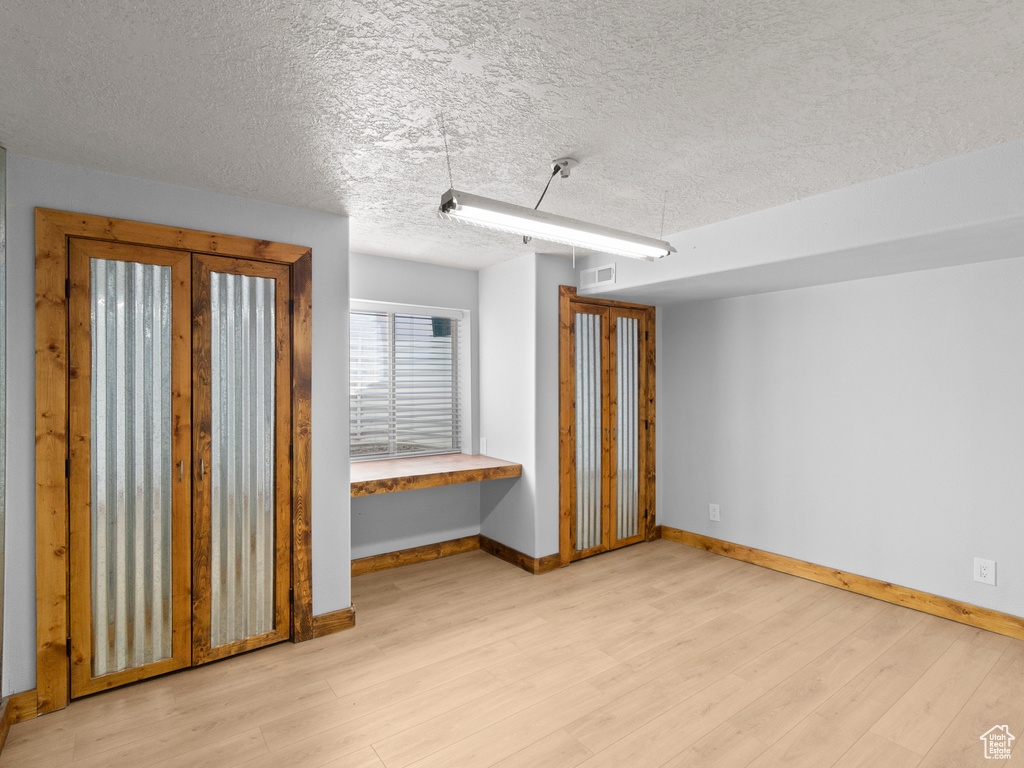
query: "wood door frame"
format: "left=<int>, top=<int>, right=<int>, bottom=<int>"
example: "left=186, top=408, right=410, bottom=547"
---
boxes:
left=558, top=286, right=657, bottom=567
left=35, top=209, right=314, bottom=715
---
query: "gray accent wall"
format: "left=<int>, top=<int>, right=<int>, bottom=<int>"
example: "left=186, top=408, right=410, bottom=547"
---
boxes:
left=659, top=257, right=1024, bottom=619
left=352, top=485, right=481, bottom=561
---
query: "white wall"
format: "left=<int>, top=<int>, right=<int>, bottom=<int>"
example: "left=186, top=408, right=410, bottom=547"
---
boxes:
left=479, top=255, right=537, bottom=554
left=479, top=253, right=573, bottom=558
left=3, top=154, right=350, bottom=695
left=660, top=257, right=1024, bottom=619
left=533, top=255, right=575, bottom=556
left=578, top=138, right=1024, bottom=305
left=348, top=251, right=482, bottom=558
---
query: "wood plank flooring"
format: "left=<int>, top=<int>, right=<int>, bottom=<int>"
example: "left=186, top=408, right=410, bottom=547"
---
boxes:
left=4, top=540, right=1022, bottom=767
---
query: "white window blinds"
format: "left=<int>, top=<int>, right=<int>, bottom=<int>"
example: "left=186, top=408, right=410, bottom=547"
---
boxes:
left=350, top=304, right=462, bottom=460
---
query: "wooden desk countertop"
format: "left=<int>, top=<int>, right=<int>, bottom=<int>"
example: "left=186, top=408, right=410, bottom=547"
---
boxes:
left=350, top=453, right=522, bottom=497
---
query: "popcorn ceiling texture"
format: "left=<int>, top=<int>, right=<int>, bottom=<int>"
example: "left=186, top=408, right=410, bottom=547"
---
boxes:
left=1, top=0, right=1022, bottom=268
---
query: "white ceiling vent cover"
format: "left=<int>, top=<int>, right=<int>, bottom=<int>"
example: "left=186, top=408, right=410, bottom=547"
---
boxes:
left=580, top=264, right=616, bottom=289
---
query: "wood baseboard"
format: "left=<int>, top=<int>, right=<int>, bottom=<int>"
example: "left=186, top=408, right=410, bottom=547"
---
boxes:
left=0, top=689, right=39, bottom=754
left=479, top=535, right=560, bottom=575
left=660, top=526, right=1024, bottom=642
left=350, top=533, right=559, bottom=579
left=311, top=607, right=356, bottom=639
left=352, top=535, right=481, bottom=577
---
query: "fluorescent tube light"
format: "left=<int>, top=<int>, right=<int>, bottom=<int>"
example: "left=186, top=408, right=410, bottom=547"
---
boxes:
left=439, top=189, right=675, bottom=261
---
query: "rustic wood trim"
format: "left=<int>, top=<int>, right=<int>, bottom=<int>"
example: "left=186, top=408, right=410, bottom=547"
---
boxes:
left=0, top=689, right=39, bottom=754
left=643, top=308, right=657, bottom=541
left=600, top=305, right=614, bottom=553
left=352, top=535, right=481, bottom=576
left=0, top=697, right=11, bottom=754
left=7, top=690, right=39, bottom=724
left=272, top=262, right=295, bottom=649
left=190, top=254, right=214, bottom=663
left=350, top=455, right=522, bottom=497
left=660, top=526, right=1024, bottom=641
left=290, top=252, right=314, bottom=642
left=198, top=629, right=294, bottom=664
left=561, top=286, right=654, bottom=311
left=36, top=209, right=315, bottom=714
left=311, top=607, right=357, bottom=638
left=479, top=536, right=560, bottom=575
left=33, top=209, right=311, bottom=264
left=557, top=286, right=575, bottom=567
left=75, top=657, right=189, bottom=698
left=350, top=534, right=556, bottom=578
left=35, top=209, right=72, bottom=714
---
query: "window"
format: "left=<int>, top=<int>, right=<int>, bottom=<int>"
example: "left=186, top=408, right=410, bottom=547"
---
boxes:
left=350, top=300, right=464, bottom=460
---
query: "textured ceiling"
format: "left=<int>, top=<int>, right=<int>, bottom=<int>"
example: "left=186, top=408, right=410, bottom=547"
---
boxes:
left=1, top=0, right=1023, bottom=269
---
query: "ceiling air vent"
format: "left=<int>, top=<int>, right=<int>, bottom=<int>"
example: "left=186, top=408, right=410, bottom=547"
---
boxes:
left=580, top=264, right=616, bottom=289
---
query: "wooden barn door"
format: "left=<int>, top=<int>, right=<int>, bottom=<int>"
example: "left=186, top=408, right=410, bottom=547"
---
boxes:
left=558, top=286, right=656, bottom=566
left=67, top=240, right=293, bottom=697
left=190, top=254, right=292, bottom=664
left=68, top=239, right=194, bottom=696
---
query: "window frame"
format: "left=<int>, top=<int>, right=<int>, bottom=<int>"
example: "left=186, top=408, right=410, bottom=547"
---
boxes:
left=350, top=299, right=469, bottom=462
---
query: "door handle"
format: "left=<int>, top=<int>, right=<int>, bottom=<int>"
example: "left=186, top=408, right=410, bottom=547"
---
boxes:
left=200, top=458, right=207, bottom=478
left=178, top=460, right=184, bottom=482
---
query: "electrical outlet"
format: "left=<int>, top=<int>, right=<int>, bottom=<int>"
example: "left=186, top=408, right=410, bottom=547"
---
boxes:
left=479, top=437, right=487, bottom=456
left=709, top=503, right=720, bottom=522
left=974, top=557, right=996, bottom=586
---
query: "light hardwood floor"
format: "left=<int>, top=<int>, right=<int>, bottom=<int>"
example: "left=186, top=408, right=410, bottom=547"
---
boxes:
left=4, top=540, right=1022, bottom=767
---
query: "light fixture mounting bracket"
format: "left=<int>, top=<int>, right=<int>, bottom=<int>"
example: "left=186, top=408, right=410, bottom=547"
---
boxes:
left=552, top=157, right=579, bottom=178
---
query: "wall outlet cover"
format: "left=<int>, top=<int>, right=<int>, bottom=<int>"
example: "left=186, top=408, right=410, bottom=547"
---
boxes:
left=709, top=503, right=721, bottom=522
left=480, top=437, right=488, bottom=455
left=974, top=557, right=996, bottom=586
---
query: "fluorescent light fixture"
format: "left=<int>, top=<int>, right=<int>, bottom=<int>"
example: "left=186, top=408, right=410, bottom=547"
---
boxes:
left=439, top=189, right=675, bottom=261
